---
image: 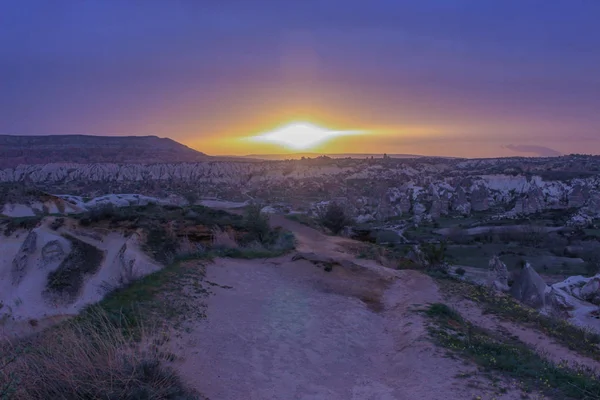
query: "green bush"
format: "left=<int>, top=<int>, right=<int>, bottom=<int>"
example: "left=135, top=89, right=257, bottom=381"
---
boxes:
left=144, top=225, right=179, bottom=264
left=320, top=202, right=350, bottom=234
left=243, top=205, right=270, bottom=243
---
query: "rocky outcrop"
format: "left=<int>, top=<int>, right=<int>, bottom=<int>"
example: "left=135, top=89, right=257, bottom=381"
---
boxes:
left=580, top=277, right=600, bottom=305
left=487, top=256, right=509, bottom=292
left=510, top=263, right=548, bottom=309
left=569, top=185, right=589, bottom=208
left=398, top=195, right=412, bottom=214
left=429, top=193, right=449, bottom=219
left=514, top=186, right=545, bottom=215
left=452, top=187, right=471, bottom=215
left=470, top=185, right=490, bottom=212
left=11, top=231, right=37, bottom=285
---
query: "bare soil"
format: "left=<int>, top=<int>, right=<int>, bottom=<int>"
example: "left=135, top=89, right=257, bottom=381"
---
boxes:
left=171, top=218, right=534, bottom=399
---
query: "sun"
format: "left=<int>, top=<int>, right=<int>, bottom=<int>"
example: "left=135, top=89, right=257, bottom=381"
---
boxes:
left=249, top=122, right=362, bottom=150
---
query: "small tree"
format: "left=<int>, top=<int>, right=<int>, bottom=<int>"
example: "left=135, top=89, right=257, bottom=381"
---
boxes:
left=320, top=202, right=350, bottom=234
left=244, top=205, right=271, bottom=243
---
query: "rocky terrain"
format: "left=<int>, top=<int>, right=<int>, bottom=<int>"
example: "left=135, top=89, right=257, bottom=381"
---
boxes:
left=0, top=216, right=162, bottom=336
left=2, top=150, right=600, bottom=399
left=1, top=153, right=599, bottom=226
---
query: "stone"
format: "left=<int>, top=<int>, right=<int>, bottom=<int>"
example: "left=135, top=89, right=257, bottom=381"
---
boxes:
left=580, top=277, right=600, bottom=305
left=487, top=256, right=509, bottom=292
left=510, top=263, right=548, bottom=309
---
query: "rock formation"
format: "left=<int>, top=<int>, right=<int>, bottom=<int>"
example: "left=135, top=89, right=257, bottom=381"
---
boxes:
left=470, top=185, right=490, bottom=212
left=11, top=231, right=37, bottom=285
left=580, top=276, right=600, bottom=305
left=487, top=256, right=509, bottom=292
left=510, top=263, right=548, bottom=309
left=452, top=187, right=471, bottom=215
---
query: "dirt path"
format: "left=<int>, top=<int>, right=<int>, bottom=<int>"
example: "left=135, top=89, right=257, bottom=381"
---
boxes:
left=172, top=218, right=529, bottom=399
left=451, top=298, right=600, bottom=373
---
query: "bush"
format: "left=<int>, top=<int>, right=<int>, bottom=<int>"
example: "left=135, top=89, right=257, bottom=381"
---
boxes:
left=422, top=241, right=447, bottom=268
left=144, top=225, right=179, bottom=264
left=320, top=202, right=350, bottom=234
left=244, top=205, right=270, bottom=243
left=49, top=218, right=64, bottom=231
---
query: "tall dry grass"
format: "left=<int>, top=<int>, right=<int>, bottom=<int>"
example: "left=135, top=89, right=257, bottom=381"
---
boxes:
left=211, top=226, right=238, bottom=249
left=0, top=308, right=198, bottom=399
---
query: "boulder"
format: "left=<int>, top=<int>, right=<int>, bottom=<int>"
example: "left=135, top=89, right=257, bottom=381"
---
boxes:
left=510, top=263, right=548, bottom=309
left=11, top=231, right=37, bottom=285
left=580, top=277, right=600, bottom=305
left=545, top=287, right=577, bottom=318
left=487, top=256, right=509, bottom=292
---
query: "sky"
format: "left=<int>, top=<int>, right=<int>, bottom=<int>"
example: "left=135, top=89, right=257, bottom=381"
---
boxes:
left=1, top=0, right=599, bottom=157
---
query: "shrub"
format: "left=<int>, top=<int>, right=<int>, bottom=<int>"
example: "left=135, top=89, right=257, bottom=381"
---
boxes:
left=49, top=217, right=64, bottom=231
left=422, top=241, right=448, bottom=268
left=243, top=205, right=270, bottom=243
left=144, top=225, right=179, bottom=264
left=320, top=202, right=350, bottom=234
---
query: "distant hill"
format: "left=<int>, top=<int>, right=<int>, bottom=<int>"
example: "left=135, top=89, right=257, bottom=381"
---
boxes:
left=233, top=153, right=431, bottom=160
left=0, top=135, right=208, bottom=167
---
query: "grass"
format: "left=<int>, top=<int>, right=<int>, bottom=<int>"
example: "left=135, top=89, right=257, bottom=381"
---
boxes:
left=94, top=259, right=209, bottom=331
left=437, top=277, right=600, bottom=362
left=425, top=303, right=600, bottom=399
left=0, top=308, right=200, bottom=399
left=45, top=234, right=105, bottom=302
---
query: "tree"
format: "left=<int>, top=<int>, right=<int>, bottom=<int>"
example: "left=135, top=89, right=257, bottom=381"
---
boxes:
left=244, top=205, right=271, bottom=243
left=320, top=202, right=350, bottom=234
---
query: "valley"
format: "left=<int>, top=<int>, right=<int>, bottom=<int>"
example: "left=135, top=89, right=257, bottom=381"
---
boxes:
left=1, top=150, right=600, bottom=399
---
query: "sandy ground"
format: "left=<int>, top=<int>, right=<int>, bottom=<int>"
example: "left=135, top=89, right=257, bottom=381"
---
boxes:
left=172, top=218, right=529, bottom=400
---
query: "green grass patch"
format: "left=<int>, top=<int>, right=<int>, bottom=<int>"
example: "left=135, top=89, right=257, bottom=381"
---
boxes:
left=85, top=259, right=209, bottom=335
left=426, top=303, right=600, bottom=399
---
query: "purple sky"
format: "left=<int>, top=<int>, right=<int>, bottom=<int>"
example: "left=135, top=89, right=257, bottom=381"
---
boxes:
left=1, top=1, right=599, bottom=156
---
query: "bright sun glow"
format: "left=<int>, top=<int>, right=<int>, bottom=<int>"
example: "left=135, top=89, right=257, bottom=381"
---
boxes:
left=250, top=122, right=362, bottom=150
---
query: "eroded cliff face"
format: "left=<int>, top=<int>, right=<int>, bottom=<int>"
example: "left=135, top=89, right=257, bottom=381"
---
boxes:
left=1, top=156, right=599, bottom=223
left=0, top=218, right=162, bottom=328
